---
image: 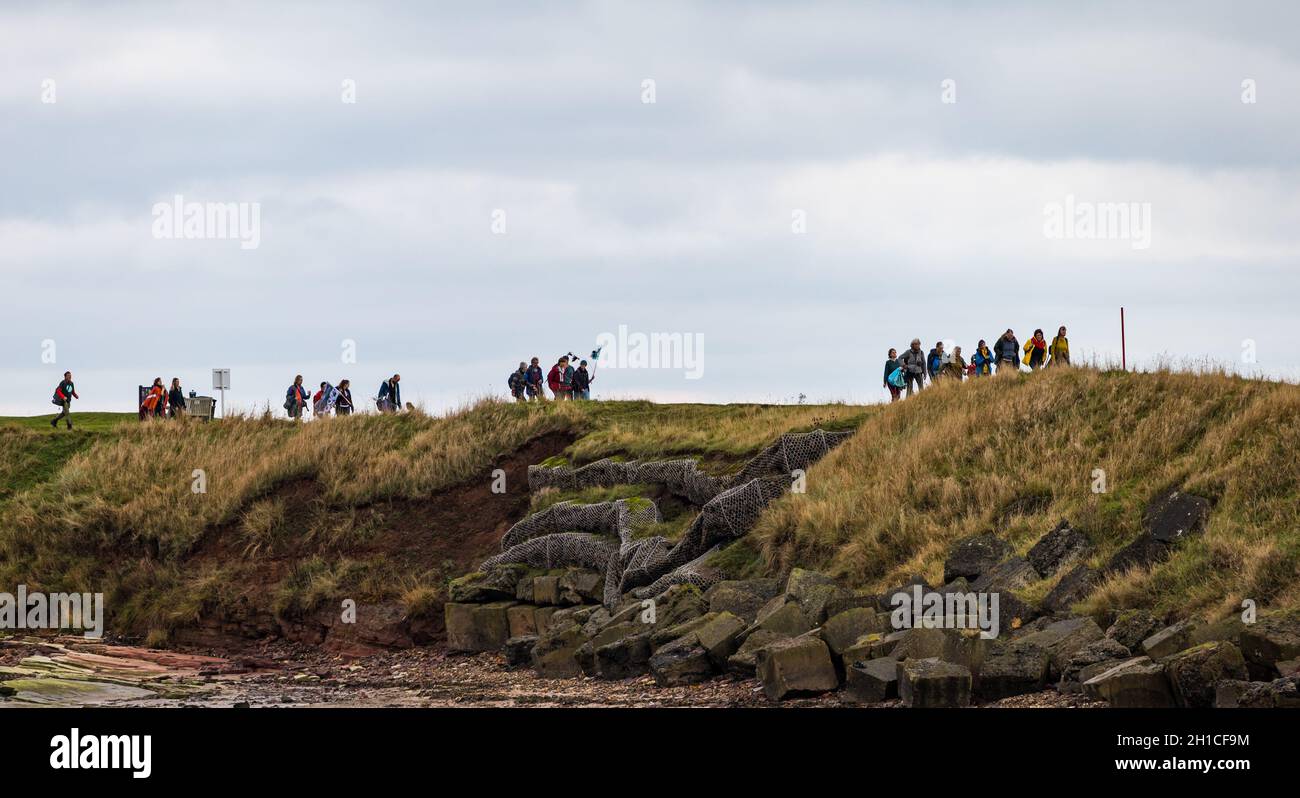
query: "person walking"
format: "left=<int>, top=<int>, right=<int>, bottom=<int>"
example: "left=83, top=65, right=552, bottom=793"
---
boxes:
left=943, top=346, right=967, bottom=381
left=508, top=362, right=528, bottom=403
left=50, top=371, right=78, bottom=430
left=168, top=378, right=187, bottom=418
left=335, top=379, right=355, bottom=415
left=927, top=341, right=946, bottom=382
left=285, top=375, right=310, bottom=420
left=994, top=329, right=1021, bottom=375
left=140, top=378, right=167, bottom=419
left=971, top=340, right=995, bottom=376
left=899, top=339, right=927, bottom=397
left=884, top=348, right=903, bottom=402
left=571, top=359, right=593, bottom=400
left=547, top=356, right=573, bottom=400
left=1049, top=326, right=1070, bottom=367
left=377, top=374, right=402, bottom=412
left=525, top=357, right=545, bottom=401
left=1023, top=329, right=1048, bottom=370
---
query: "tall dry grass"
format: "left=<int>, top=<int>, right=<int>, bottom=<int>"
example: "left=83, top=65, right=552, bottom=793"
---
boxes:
left=0, top=399, right=585, bottom=563
left=751, top=367, right=1300, bottom=621
left=567, top=401, right=867, bottom=465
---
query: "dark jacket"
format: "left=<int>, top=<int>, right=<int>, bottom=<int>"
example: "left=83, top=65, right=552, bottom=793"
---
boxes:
left=335, top=388, right=354, bottom=414
left=508, top=370, right=527, bottom=395
left=995, top=335, right=1020, bottom=363
left=883, top=358, right=900, bottom=386
left=286, top=384, right=308, bottom=407
left=571, top=367, right=591, bottom=392
left=54, top=380, right=76, bottom=403
left=168, top=387, right=186, bottom=411
left=378, top=379, right=401, bottom=408
left=525, top=365, right=543, bottom=392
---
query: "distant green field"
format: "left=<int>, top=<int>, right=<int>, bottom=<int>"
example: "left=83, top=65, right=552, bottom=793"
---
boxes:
left=0, top=412, right=136, bottom=434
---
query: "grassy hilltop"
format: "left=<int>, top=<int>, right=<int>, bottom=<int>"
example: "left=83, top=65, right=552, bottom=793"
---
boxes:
left=1, top=367, right=1297, bottom=647
left=752, top=367, right=1300, bottom=620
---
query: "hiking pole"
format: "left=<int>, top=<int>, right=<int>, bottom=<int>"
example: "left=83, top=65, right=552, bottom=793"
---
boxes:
left=1120, top=306, right=1127, bottom=371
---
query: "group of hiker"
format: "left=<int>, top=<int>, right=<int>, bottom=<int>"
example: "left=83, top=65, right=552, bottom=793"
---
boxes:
left=284, top=374, right=402, bottom=419
left=884, top=326, right=1071, bottom=401
left=138, top=377, right=192, bottom=419
left=508, top=354, right=594, bottom=402
left=44, top=328, right=1071, bottom=429
left=46, top=371, right=407, bottom=428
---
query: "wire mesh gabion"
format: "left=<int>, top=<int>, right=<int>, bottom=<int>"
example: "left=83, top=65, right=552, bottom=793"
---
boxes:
left=482, top=430, right=852, bottom=606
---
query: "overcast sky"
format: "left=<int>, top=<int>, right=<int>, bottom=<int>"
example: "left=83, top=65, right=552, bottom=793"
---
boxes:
left=3, top=1, right=1298, bottom=415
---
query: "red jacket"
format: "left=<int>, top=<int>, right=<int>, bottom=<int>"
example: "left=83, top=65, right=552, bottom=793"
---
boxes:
left=547, top=365, right=562, bottom=393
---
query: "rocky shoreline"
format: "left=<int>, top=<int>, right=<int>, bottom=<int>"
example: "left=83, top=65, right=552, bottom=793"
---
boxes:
left=443, top=489, right=1300, bottom=708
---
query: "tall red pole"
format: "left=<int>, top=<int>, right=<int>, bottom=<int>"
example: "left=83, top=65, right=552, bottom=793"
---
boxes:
left=1120, top=307, right=1126, bottom=371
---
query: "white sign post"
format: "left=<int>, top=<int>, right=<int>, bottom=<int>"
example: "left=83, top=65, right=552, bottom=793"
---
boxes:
left=212, top=368, right=231, bottom=418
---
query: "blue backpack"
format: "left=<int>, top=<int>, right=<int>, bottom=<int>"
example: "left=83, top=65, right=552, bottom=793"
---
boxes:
left=888, top=367, right=906, bottom=388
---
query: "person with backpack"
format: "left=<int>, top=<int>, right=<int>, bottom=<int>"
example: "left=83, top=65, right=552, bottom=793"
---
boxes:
left=285, top=375, right=309, bottom=420
left=168, top=378, right=187, bottom=418
left=140, top=378, right=167, bottom=419
left=547, top=356, right=573, bottom=400
left=50, top=371, right=78, bottom=430
left=1023, top=329, right=1048, bottom=370
left=377, top=374, right=401, bottom=412
left=927, top=341, right=945, bottom=382
left=335, top=379, right=355, bottom=415
left=884, top=348, right=903, bottom=402
left=898, top=338, right=927, bottom=397
left=508, top=362, right=528, bottom=403
left=1049, top=326, right=1070, bottom=367
left=525, top=357, right=545, bottom=401
left=994, top=329, right=1021, bottom=375
left=571, top=359, right=593, bottom=400
left=971, top=340, right=995, bottom=376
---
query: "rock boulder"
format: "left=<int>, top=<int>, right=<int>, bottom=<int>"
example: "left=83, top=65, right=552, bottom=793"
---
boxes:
left=755, top=635, right=839, bottom=700
left=898, top=658, right=972, bottom=708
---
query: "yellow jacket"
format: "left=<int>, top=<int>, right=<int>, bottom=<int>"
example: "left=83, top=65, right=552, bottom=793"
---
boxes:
left=1022, top=338, right=1047, bottom=366
left=1049, top=335, right=1069, bottom=364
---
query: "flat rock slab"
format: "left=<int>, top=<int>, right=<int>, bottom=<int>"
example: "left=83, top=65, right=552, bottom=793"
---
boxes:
left=1083, top=656, right=1175, bottom=707
left=944, top=533, right=1012, bottom=583
left=649, top=635, right=714, bottom=687
left=844, top=657, right=898, bottom=704
left=897, top=657, right=972, bottom=708
left=1164, top=642, right=1247, bottom=708
left=756, top=635, right=839, bottom=701
left=976, top=641, right=1050, bottom=702
left=1145, top=490, right=1210, bottom=545
left=1239, top=614, right=1300, bottom=672
left=445, top=601, right=515, bottom=653
left=1140, top=619, right=1199, bottom=660
left=1027, top=521, right=1092, bottom=578
left=971, top=556, right=1040, bottom=594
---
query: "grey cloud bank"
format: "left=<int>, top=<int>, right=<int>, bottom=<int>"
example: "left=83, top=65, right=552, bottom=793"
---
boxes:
left=2, top=1, right=1298, bottom=414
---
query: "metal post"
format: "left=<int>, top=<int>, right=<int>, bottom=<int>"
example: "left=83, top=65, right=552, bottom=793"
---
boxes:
left=1121, top=307, right=1126, bottom=371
